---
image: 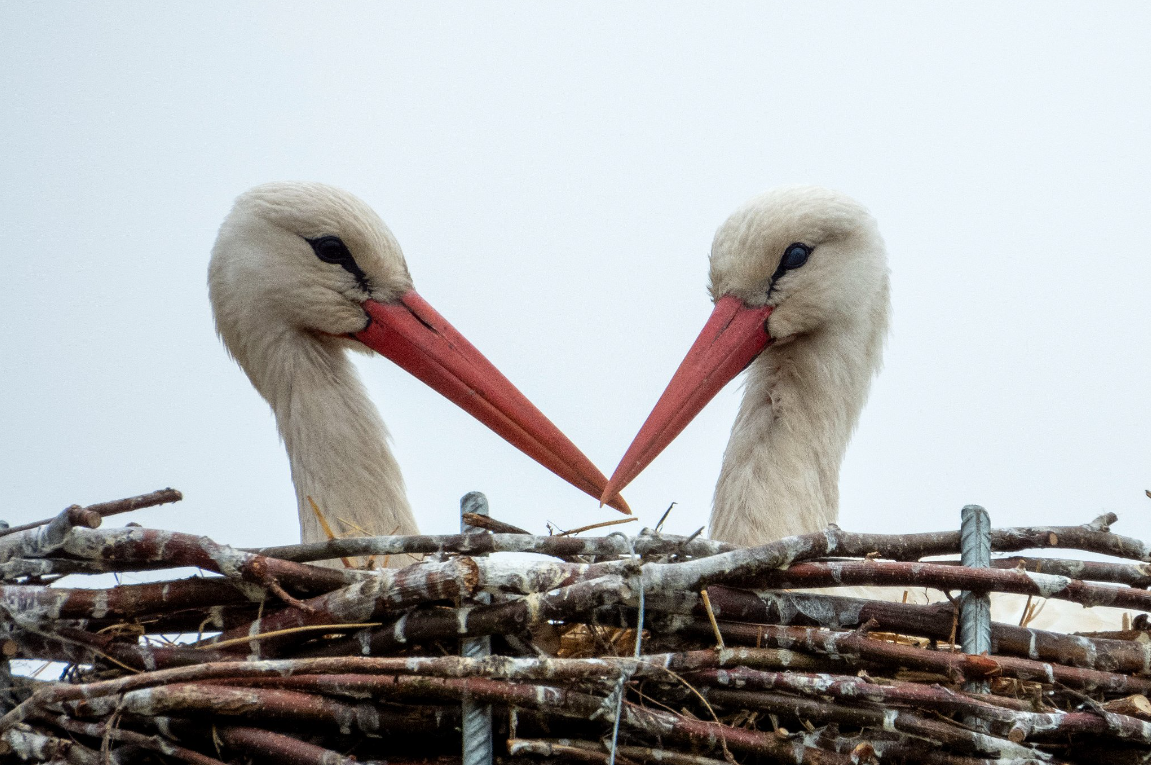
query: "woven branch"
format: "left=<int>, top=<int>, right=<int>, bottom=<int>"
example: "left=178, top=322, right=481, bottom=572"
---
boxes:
left=682, top=586, right=1151, bottom=675
left=690, top=667, right=1151, bottom=745
left=758, top=559, right=1151, bottom=611
left=6, top=494, right=1151, bottom=764
left=205, top=557, right=480, bottom=656
left=244, top=515, right=1149, bottom=566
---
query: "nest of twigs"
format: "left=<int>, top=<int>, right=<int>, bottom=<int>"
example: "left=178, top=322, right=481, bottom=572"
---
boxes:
left=3, top=489, right=1151, bottom=765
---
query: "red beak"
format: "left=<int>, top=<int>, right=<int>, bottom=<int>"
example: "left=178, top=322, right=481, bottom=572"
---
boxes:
left=601, top=295, right=774, bottom=506
left=355, top=290, right=630, bottom=515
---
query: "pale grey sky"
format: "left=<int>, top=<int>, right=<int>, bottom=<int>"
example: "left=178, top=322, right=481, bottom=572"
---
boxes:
left=2, top=3, right=1149, bottom=552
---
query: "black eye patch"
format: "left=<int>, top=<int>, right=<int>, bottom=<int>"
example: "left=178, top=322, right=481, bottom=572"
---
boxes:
left=767, top=241, right=813, bottom=294
left=781, top=242, right=811, bottom=270
left=306, top=235, right=370, bottom=290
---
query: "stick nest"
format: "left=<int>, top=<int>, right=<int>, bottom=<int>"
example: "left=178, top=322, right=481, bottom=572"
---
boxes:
left=2, top=490, right=1151, bottom=765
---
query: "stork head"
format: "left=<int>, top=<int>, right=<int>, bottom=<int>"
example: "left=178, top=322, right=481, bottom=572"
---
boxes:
left=210, top=182, right=629, bottom=514
left=603, top=186, right=888, bottom=504
left=210, top=182, right=412, bottom=359
left=709, top=186, right=887, bottom=342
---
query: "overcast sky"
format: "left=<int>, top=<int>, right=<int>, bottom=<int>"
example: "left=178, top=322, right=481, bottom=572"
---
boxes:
left=3, top=3, right=1149, bottom=555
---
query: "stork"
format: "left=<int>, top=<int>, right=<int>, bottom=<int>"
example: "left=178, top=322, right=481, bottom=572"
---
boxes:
left=209, top=182, right=627, bottom=553
left=602, top=186, right=885, bottom=539
left=603, top=186, right=1127, bottom=630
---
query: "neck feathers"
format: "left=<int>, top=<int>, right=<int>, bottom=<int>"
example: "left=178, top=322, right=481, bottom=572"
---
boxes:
left=250, top=332, right=419, bottom=544
left=710, top=312, right=884, bottom=546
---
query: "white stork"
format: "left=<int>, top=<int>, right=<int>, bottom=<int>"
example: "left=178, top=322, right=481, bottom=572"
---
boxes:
left=603, top=186, right=1127, bottom=631
left=209, top=182, right=627, bottom=554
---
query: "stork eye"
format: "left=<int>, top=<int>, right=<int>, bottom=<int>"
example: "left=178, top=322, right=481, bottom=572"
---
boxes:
left=307, top=235, right=370, bottom=288
left=766, top=242, right=813, bottom=297
left=781, top=242, right=811, bottom=270
left=310, top=236, right=354, bottom=265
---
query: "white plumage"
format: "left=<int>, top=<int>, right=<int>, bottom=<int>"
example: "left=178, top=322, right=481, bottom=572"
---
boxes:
left=210, top=183, right=417, bottom=547
left=209, top=182, right=626, bottom=560
left=607, top=186, right=1128, bottom=631
left=707, top=187, right=889, bottom=544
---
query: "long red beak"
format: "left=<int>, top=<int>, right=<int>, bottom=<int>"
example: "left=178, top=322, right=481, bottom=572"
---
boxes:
left=355, top=290, right=630, bottom=515
left=601, top=295, right=774, bottom=506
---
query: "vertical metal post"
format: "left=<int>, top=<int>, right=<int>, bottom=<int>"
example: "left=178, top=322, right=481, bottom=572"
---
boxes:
left=460, top=492, right=493, bottom=765
left=0, top=523, right=14, bottom=716
left=0, top=652, right=13, bottom=715
left=959, top=504, right=991, bottom=698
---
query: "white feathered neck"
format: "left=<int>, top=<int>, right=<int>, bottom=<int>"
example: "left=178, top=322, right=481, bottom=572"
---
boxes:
left=209, top=183, right=419, bottom=547
left=707, top=187, right=890, bottom=545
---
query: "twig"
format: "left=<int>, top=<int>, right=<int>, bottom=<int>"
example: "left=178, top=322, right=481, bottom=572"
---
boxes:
left=701, top=687, right=1039, bottom=758
left=693, top=667, right=1151, bottom=745
left=247, top=530, right=730, bottom=563
left=510, top=738, right=640, bottom=765
left=462, top=513, right=529, bottom=535
left=752, top=558, right=1151, bottom=611
left=216, top=725, right=367, bottom=765
left=206, top=557, right=479, bottom=655
left=699, top=589, right=725, bottom=649
left=41, top=714, right=227, bottom=765
left=196, top=623, right=383, bottom=651
left=0, top=488, right=182, bottom=539
left=556, top=517, right=638, bottom=537
left=306, top=496, right=355, bottom=569
left=690, top=619, right=1151, bottom=695
left=21, top=649, right=850, bottom=707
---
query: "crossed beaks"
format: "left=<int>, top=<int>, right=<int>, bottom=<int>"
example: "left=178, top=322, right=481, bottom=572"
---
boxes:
left=355, top=290, right=776, bottom=517
left=354, top=290, right=630, bottom=515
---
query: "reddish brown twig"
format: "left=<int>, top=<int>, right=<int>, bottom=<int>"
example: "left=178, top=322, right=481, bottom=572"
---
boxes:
left=35, top=526, right=358, bottom=593
left=757, top=558, right=1151, bottom=611
left=988, top=556, right=1151, bottom=588
left=59, top=683, right=448, bottom=734
left=701, top=687, right=1035, bottom=757
left=206, top=557, right=479, bottom=655
left=305, top=575, right=631, bottom=657
left=215, top=725, right=367, bottom=765
left=688, top=585, right=1151, bottom=675
left=39, top=713, right=227, bottom=765
left=0, top=577, right=256, bottom=622
left=694, top=620, right=1151, bottom=695
left=691, top=667, right=1151, bottom=745
left=509, top=738, right=640, bottom=765
left=248, top=531, right=731, bottom=564
left=245, top=516, right=1149, bottom=567
left=0, top=488, right=183, bottom=539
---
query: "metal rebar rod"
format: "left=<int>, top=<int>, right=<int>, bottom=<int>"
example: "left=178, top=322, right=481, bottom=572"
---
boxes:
left=460, top=492, right=493, bottom=765
left=959, top=504, right=991, bottom=700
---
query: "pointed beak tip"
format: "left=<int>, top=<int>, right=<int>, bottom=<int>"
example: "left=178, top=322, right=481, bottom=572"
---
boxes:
left=600, top=487, right=630, bottom=515
left=595, top=297, right=774, bottom=518
left=360, top=291, right=623, bottom=511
